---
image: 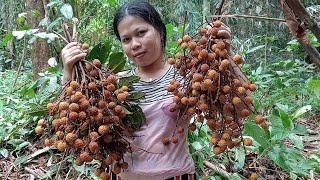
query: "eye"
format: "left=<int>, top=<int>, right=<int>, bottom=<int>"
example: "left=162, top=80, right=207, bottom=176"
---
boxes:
left=138, top=30, right=146, bottom=36
left=122, top=37, right=130, bottom=43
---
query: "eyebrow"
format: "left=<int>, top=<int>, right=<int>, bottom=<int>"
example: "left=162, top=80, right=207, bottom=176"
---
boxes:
left=120, top=26, right=148, bottom=39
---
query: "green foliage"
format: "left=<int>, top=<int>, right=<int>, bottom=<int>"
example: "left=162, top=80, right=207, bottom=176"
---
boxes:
left=0, top=69, right=61, bottom=156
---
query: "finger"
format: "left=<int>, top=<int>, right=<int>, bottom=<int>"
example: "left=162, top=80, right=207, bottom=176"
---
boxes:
left=67, top=53, right=87, bottom=66
left=62, top=46, right=82, bottom=60
left=64, top=42, right=79, bottom=50
left=217, top=29, right=231, bottom=40
left=64, top=49, right=84, bottom=63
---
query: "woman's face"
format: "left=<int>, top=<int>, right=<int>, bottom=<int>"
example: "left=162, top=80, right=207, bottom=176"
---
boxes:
left=117, top=15, right=163, bottom=67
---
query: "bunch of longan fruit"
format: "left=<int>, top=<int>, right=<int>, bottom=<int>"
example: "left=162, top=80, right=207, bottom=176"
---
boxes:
left=35, top=46, right=133, bottom=179
left=166, top=20, right=268, bottom=155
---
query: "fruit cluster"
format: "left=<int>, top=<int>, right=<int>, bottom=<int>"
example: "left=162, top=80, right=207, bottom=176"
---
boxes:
left=35, top=23, right=134, bottom=179
left=35, top=57, right=132, bottom=177
left=166, top=20, right=268, bottom=155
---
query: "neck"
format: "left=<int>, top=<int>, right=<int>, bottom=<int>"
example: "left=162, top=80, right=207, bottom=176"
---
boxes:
left=136, top=55, right=169, bottom=81
left=138, top=55, right=165, bottom=74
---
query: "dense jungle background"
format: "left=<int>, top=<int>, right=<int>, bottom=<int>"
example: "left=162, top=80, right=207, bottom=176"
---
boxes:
left=0, top=0, right=319, bottom=179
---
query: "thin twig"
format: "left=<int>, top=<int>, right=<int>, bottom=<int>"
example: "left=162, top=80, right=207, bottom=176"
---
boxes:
left=210, top=14, right=286, bottom=22
left=12, top=36, right=27, bottom=90
left=53, top=31, right=69, bottom=44
left=203, top=160, right=231, bottom=178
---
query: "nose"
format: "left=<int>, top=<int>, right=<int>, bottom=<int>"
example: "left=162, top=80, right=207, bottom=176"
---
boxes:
left=131, top=37, right=141, bottom=50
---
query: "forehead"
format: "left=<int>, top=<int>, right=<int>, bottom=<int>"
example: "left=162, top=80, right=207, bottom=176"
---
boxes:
left=117, top=15, right=151, bottom=36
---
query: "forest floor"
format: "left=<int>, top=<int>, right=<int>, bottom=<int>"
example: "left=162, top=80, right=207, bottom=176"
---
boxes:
left=0, top=117, right=319, bottom=180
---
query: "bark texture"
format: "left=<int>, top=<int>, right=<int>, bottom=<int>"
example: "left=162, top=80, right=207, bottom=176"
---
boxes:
left=26, top=0, right=50, bottom=80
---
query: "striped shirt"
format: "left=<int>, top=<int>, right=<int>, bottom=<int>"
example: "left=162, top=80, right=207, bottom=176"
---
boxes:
left=123, top=65, right=181, bottom=105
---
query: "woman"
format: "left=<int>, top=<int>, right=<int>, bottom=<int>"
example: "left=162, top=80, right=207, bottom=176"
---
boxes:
left=62, top=1, right=235, bottom=179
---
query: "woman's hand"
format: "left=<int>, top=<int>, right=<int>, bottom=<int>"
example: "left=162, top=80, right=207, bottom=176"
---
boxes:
left=207, top=21, right=231, bottom=51
left=61, top=42, right=87, bottom=83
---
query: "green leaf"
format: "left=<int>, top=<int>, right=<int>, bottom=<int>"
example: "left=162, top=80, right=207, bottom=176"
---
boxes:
left=0, top=148, right=9, bottom=158
left=191, top=141, right=202, bottom=150
left=233, top=148, right=245, bottom=171
left=14, top=141, right=29, bottom=151
left=268, top=145, right=288, bottom=170
left=122, top=104, right=146, bottom=130
left=291, top=124, right=308, bottom=135
left=292, top=105, right=312, bottom=121
left=288, top=133, right=304, bottom=149
left=87, top=41, right=111, bottom=64
left=270, top=127, right=289, bottom=140
left=7, top=139, right=26, bottom=148
left=127, top=91, right=145, bottom=101
left=228, top=173, right=242, bottom=180
left=80, top=129, right=88, bottom=135
left=166, top=23, right=174, bottom=38
left=276, top=108, right=292, bottom=129
left=246, top=45, right=265, bottom=54
left=28, top=109, right=47, bottom=116
left=307, top=79, right=320, bottom=98
left=117, top=75, right=140, bottom=89
left=14, top=155, right=30, bottom=165
left=1, top=32, right=13, bottom=47
left=290, top=172, right=298, bottom=180
left=197, top=154, right=205, bottom=173
left=60, top=4, right=73, bottom=19
left=45, top=164, right=59, bottom=177
left=244, top=121, right=269, bottom=149
left=108, top=52, right=126, bottom=72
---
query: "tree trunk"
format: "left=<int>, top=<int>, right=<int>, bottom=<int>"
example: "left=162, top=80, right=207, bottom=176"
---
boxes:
left=0, top=0, right=21, bottom=70
left=26, top=0, right=50, bottom=80
left=285, top=0, right=320, bottom=42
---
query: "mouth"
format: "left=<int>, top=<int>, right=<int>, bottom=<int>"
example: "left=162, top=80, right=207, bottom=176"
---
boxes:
left=134, top=52, right=146, bottom=58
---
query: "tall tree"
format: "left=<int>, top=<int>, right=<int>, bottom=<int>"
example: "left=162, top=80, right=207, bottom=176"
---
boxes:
left=0, top=0, right=24, bottom=70
left=26, top=0, right=49, bottom=80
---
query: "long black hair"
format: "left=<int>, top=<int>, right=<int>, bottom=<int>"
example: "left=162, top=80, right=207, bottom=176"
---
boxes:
left=113, top=1, right=167, bottom=50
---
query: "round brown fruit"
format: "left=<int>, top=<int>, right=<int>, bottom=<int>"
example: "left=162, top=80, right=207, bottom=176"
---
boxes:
left=37, top=119, right=46, bottom=127
left=70, top=81, right=79, bottom=89
left=121, top=162, right=129, bottom=170
left=98, top=125, right=110, bottom=135
left=189, top=41, right=197, bottom=50
left=249, top=172, right=258, bottom=180
left=241, top=109, right=250, bottom=117
left=168, top=58, right=175, bottom=65
left=177, top=127, right=184, bottom=134
left=35, top=126, right=44, bottom=134
left=81, top=43, right=90, bottom=50
left=104, top=156, right=113, bottom=166
left=254, top=115, right=264, bottom=124
left=171, top=136, right=179, bottom=144
left=46, top=102, right=55, bottom=111
left=244, top=96, right=253, bottom=104
left=58, top=101, right=69, bottom=111
left=232, top=97, right=241, bottom=105
left=249, top=84, right=257, bottom=91
left=260, top=120, right=269, bottom=129
left=189, top=123, right=196, bottom=131
left=243, top=138, right=253, bottom=146
left=181, top=42, right=188, bottom=50
left=93, top=59, right=101, bottom=68
left=213, top=146, right=222, bottom=155
left=57, top=141, right=67, bottom=151
left=74, top=139, right=84, bottom=149
left=162, top=137, right=170, bottom=145
left=232, top=54, right=243, bottom=64
left=214, top=20, right=222, bottom=28
left=182, top=34, right=191, bottom=42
